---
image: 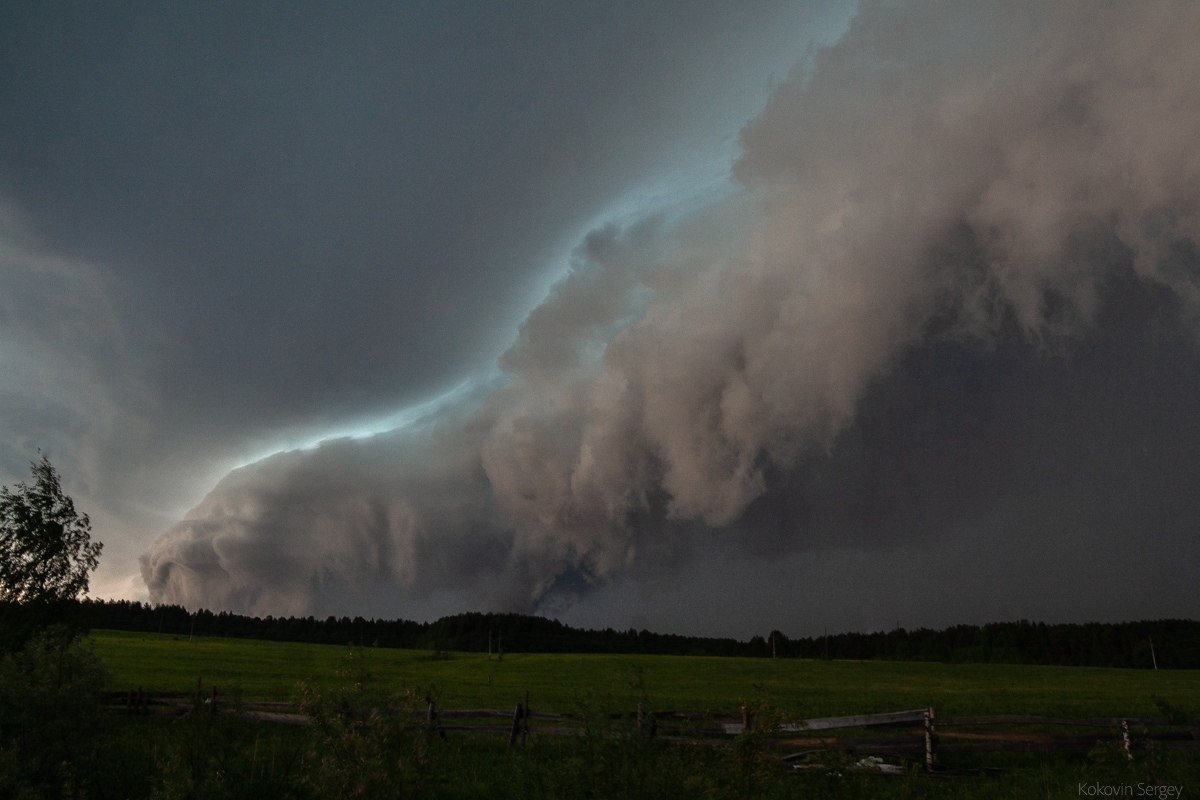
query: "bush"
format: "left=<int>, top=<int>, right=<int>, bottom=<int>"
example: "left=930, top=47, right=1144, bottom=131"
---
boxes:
left=299, top=648, right=438, bottom=799
left=0, top=626, right=108, bottom=799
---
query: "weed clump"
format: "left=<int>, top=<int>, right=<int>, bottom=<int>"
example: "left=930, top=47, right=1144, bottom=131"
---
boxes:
left=299, top=647, right=439, bottom=799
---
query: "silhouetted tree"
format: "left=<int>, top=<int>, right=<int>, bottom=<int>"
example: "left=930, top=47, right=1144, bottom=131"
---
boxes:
left=0, top=455, right=101, bottom=605
left=1, top=456, right=102, bottom=647
left=0, top=457, right=108, bottom=796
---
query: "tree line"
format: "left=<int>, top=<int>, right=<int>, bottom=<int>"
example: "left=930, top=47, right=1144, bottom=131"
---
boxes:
left=76, top=598, right=1200, bottom=669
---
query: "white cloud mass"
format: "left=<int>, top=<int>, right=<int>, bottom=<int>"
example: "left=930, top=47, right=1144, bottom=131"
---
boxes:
left=142, top=1, right=1200, bottom=629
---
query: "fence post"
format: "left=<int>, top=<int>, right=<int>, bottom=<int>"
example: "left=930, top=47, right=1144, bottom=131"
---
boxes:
left=522, top=691, right=530, bottom=746
left=509, top=701, right=524, bottom=747
left=923, top=707, right=938, bottom=772
left=741, top=703, right=752, bottom=734
left=1121, top=719, right=1133, bottom=760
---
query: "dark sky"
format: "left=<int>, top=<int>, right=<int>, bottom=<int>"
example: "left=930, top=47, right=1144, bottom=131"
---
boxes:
left=3, top=1, right=1199, bottom=637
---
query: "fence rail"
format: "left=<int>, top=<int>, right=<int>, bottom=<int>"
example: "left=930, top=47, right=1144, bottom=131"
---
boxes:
left=100, top=687, right=1200, bottom=773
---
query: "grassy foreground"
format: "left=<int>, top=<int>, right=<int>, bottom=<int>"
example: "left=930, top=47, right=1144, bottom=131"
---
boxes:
left=51, top=630, right=1197, bottom=799
left=91, top=628, right=1200, bottom=718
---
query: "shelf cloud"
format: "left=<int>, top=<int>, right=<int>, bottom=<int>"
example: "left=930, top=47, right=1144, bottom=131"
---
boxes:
left=141, top=1, right=1200, bottom=628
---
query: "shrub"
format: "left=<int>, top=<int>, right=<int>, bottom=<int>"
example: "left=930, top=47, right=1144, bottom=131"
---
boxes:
left=0, top=626, right=108, bottom=798
left=299, top=647, right=438, bottom=799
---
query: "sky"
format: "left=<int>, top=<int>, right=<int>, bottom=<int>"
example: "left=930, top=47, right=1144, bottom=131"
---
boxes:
left=3, top=1, right=1199, bottom=639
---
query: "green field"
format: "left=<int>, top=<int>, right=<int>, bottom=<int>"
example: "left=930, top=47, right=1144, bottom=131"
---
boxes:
left=90, top=628, right=1200, bottom=719
left=1, top=628, right=1186, bottom=799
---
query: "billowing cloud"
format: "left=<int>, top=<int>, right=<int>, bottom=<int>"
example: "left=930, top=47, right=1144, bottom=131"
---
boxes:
left=143, top=407, right=514, bottom=618
left=2, top=1, right=845, bottom=605
left=143, top=1, right=1200, bottom=628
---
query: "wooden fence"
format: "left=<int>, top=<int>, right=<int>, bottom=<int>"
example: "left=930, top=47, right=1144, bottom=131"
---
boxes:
left=101, top=688, right=1200, bottom=773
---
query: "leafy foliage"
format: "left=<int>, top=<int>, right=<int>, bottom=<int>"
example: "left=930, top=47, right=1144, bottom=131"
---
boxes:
left=299, top=648, right=437, bottom=799
left=0, top=458, right=109, bottom=797
left=0, top=456, right=102, bottom=605
left=0, top=627, right=109, bottom=799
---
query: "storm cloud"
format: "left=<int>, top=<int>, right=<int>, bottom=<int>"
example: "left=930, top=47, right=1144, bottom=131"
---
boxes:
left=3, top=0, right=843, bottom=606
left=138, top=1, right=1200, bottom=630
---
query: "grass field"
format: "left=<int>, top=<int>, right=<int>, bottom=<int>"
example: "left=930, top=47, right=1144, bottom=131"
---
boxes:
left=90, top=628, right=1200, bottom=719
left=11, top=629, right=1183, bottom=799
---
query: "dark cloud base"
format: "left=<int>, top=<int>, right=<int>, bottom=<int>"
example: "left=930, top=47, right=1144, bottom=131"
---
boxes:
left=741, top=267, right=1200, bottom=562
